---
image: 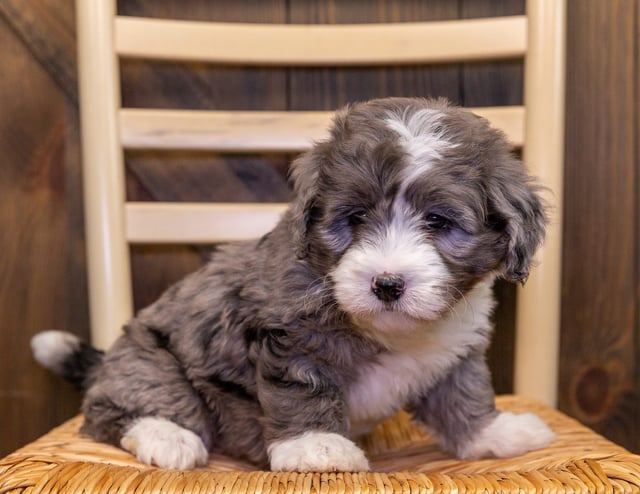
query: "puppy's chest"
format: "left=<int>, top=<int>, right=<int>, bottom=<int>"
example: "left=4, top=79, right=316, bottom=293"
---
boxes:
left=346, top=322, right=487, bottom=428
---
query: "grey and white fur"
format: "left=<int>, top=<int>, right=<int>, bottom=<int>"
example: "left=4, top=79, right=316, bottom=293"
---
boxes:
left=32, top=97, right=555, bottom=472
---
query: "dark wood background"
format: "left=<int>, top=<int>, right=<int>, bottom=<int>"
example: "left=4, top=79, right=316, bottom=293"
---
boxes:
left=1, top=0, right=638, bottom=457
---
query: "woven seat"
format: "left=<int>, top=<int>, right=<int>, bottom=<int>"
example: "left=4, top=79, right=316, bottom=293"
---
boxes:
left=2, top=397, right=640, bottom=493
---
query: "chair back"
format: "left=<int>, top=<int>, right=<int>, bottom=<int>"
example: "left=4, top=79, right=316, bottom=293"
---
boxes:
left=75, top=0, right=565, bottom=405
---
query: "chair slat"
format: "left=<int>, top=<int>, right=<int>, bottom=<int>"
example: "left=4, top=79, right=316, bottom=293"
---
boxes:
left=123, top=100, right=523, bottom=245
left=120, top=106, right=524, bottom=152
left=126, top=202, right=288, bottom=244
left=115, top=16, right=526, bottom=65
left=119, top=110, right=334, bottom=153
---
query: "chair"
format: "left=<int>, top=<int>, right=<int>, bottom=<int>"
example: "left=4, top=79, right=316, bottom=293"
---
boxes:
left=2, top=0, right=640, bottom=492
left=83, top=0, right=561, bottom=406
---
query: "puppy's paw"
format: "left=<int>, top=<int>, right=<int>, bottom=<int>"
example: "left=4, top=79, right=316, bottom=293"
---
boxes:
left=121, top=417, right=208, bottom=470
left=268, top=432, right=370, bottom=472
left=460, top=412, right=556, bottom=459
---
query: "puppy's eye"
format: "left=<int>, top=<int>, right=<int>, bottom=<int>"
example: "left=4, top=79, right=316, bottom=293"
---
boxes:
left=425, top=213, right=451, bottom=231
left=347, top=209, right=368, bottom=227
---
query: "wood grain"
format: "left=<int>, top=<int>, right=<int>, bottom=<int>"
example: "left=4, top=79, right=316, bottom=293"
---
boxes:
left=0, top=0, right=77, bottom=103
left=559, top=0, right=639, bottom=451
left=288, top=0, right=461, bottom=110
left=0, top=5, right=86, bottom=456
left=460, top=0, right=524, bottom=107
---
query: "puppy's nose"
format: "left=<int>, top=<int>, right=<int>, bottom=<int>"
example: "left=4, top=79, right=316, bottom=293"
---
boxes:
left=371, top=273, right=405, bottom=302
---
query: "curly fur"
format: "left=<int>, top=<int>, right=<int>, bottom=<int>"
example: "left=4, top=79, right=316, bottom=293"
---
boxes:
left=32, top=98, right=554, bottom=471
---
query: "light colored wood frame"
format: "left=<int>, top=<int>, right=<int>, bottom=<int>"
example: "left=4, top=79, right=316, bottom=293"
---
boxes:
left=76, top=1, right=133, bottom=351
left=115, top=16, right=526, bottom=65
left=514, top=1, right=566, bottom=407
left=119, top=106, right=524, bottom=152
left=75, top=0, right=565, bottom=406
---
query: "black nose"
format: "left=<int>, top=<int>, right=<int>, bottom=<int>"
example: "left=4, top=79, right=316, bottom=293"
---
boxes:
left=371, top=273, right=406, bottom=302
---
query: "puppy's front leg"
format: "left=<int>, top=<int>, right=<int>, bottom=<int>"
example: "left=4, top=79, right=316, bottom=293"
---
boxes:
left=256, top=333, right=369, bottom=472
left=410, top=352, right=556, bottom=459
left=267, top=431, right=369, bottom=472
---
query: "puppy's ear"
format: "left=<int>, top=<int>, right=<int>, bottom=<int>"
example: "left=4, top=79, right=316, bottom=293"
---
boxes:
left=488, top=158, right=548, bottom=284
left=289, top=105, right=352, bottom=259
left=287, top=107, right=351, bottom=259
left=288, top=149, right=322, bottom=259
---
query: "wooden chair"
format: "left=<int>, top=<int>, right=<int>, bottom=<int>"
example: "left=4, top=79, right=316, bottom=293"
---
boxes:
left=2, top=1, right=640, bottom=492
left=82, top=0, right=561, bottom=407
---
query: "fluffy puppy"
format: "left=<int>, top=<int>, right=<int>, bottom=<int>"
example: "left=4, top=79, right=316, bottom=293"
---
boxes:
left=32, top=97, right=555, bottom=472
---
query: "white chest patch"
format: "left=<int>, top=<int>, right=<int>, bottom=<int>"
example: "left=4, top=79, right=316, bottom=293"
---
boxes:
left=347, top=279, right=495, bottom=429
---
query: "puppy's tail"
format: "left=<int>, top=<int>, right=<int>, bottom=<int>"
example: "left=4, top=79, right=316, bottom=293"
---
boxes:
left=31, top=330, right=104, bottom=392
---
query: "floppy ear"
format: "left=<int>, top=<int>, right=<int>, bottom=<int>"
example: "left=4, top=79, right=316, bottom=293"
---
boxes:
left=488, top=159, right=548, bottom=284
left=288, top=149, right=322, bottom=259
left=287, top=107, right=351, bottom=259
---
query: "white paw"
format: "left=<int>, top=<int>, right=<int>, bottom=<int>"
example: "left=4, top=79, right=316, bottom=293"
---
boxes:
left=268, top=432, right=370, bottom=472
left=460, top=412, right=556, bottom=459
left=121, top=417, right=208, bottom=470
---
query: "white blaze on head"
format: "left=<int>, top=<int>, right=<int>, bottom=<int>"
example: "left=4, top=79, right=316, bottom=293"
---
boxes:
left=384, top=108, right=455, bottom=189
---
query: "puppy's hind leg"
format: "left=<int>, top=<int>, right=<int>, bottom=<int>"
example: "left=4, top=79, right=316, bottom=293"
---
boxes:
left=82, top=388, right=211, bottom=470
left=410, top=352, right=555, bottom=459
left=120, top=416, right=209, bottom=470
left=81, top=329, right=214, bottom=470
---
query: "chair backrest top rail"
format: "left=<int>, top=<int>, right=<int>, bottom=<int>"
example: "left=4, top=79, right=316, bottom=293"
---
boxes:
left=115, top=15, right=527, bottom=65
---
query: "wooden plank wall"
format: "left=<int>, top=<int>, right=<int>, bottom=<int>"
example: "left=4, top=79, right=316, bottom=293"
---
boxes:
left=0, top=0, right=638, bottom=458
left=0, top=0, right=86, bottom=456
left=558, top=0, right=640, bottom=450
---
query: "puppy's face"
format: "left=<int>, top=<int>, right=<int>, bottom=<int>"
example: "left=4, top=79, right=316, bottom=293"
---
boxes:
left=290, top=98, right=546, bottom=334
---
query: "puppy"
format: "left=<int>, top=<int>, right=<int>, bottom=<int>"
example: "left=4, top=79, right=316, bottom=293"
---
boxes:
left=32, top=97, right=555, bottom=472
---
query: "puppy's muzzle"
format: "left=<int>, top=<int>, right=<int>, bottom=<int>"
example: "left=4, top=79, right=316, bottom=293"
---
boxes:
left=371, top=273, right=406, bottom=302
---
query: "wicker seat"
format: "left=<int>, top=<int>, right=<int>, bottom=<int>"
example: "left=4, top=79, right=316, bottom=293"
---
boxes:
left=2, top=397, right=640, bottom=493
left=4, top=0, right=639, bottom=493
